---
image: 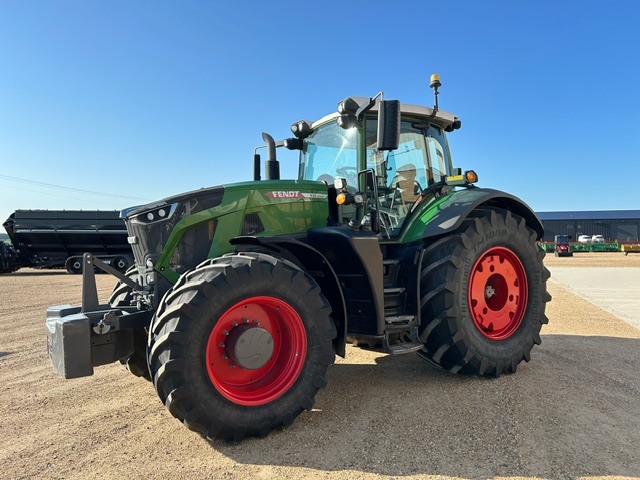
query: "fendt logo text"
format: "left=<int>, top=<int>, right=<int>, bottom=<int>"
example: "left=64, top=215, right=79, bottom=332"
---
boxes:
left=266, top=191, right=304, bottom=198
left=265, top=191, right=328, bottom=200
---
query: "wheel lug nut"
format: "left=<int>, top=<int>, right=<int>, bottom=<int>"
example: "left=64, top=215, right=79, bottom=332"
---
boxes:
left=243, top=317, right=249, bottom=323
left=221, top=354, right=227, bottom=359
left=223, top=330, right=229, bottom=336
left=229, top=362, right=236, bottom=368
left=232, top=321, right=238, bottom=327
left=219, top=342, right=225, bottom=348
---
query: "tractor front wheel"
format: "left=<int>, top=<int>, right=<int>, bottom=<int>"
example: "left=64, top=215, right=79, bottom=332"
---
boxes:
left=148, top=253, right=336, bottom=442
left=419, top=208, right=551, bottom=377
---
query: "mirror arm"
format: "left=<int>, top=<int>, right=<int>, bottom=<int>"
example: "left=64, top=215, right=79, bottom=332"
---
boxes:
left=355, top=92, right=383, bottom=121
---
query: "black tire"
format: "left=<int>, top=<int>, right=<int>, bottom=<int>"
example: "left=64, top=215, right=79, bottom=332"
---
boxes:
left=148, top=252, right=336, bottom=442
left=65, top=256, right=83, bottom=274
left=109, top=267, right=151, bottom=380
left=419, top=208, right=551, bottom=377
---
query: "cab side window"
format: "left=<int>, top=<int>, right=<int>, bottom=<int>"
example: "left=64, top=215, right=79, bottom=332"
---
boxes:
left=366, top=121, right=429, bottom=191
left=366, top=120, right=431, bottom=237
left=426, top=125, right=450, bottom=183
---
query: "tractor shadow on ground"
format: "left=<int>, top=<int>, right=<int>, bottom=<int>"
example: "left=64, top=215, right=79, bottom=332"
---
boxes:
left=2, top=269, right=69, bottom=277
left=1, top=269, right=111, bottom=277
left=213, top=334, right=640, bottom=479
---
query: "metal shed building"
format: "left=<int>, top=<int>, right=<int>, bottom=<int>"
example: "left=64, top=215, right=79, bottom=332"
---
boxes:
left=536, top=210, right=640, bottom=243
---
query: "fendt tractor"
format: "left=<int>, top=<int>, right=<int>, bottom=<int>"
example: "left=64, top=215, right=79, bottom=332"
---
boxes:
left=46, top=75, right=551, bottom=442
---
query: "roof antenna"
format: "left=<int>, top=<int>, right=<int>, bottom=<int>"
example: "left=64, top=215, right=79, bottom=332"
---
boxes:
left=429, top=73, right=441, bottom=115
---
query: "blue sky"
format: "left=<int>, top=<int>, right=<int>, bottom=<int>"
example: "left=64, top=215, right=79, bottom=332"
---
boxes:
left=1, top=1, right=639, bottom=226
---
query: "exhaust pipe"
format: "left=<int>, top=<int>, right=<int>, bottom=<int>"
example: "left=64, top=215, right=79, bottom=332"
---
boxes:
left=262, top=133, right=280, bottom=180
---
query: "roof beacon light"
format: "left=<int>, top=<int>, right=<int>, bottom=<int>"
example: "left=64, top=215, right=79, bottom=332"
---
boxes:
left=429, top=74, right=441, bottom=90
left=429, top=73, right=441, bottom=115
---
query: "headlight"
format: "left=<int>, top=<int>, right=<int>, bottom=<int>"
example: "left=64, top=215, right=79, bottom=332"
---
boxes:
left=132, top=203, right=178, bottom=225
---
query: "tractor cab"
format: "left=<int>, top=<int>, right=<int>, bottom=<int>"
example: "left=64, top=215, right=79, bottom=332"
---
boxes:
left=296, top=77, right=471, bottom=239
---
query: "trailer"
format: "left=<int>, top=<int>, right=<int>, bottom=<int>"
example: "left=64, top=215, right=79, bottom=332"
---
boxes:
left=621, top=243, right=640, bottom=255
left=2, top=210, right=132, bottom=274
left=538, top=241, right=622, bottom=254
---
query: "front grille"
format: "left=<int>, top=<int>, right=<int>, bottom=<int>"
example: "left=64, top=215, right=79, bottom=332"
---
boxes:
left=242, top=213, right=265, bottom=235
left=168, top=219, right=217, bottom=275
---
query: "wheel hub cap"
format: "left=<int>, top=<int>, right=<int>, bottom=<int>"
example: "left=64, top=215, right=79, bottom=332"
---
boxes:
left=225, top=325, right=274, bottom=370
left=205, top=296, right=307, bottom=406
left=468, top=246, right=528, bottom=340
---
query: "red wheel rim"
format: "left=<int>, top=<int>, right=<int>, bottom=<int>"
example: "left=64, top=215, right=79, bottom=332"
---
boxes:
left=206, top=296, right=307, bottom=406
left=468, top=247, right=528, bottom=340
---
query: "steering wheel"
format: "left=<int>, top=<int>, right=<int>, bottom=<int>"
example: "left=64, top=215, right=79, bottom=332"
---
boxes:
left=316, top=174, right=334, bottom=185
left=335, top=166, right=358, bottom=186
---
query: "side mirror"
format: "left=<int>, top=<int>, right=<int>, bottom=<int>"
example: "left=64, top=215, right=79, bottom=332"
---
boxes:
left=377, top=100, right=400, bottom=151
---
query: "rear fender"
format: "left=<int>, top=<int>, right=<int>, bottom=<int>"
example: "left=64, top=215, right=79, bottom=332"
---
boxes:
left=231, top=236, right=348, bottom=357
left=404, top=188, right=544, bottom=242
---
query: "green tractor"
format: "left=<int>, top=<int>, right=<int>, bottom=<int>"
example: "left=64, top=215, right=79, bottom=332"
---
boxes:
left=46, top=75, right=550, bottom=442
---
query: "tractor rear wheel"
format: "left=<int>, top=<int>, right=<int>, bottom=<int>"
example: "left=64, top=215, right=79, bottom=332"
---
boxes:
left=109, top=267, right=151, bottom=380
left=418, top=208, right=551, bottom=377
left=148, top=252, right=336, bottom=442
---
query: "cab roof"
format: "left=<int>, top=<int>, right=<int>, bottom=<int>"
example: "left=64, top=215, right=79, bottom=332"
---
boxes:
left=311, top=99, right=459, bottom=131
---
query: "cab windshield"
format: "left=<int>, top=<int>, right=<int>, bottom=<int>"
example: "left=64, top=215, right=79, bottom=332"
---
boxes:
left=299, top=121, right=359, bottom=186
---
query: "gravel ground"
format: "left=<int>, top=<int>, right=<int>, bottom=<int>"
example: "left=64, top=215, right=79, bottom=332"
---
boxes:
left=0, top=252, right=639, bottom=480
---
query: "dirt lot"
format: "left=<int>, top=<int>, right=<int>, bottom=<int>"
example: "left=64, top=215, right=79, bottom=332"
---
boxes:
left=1, top=252, right=639, bottom=480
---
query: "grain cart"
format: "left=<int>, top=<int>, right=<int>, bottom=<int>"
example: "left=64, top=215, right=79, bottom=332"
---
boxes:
left=3, top=210, right=133, bottom=273
left=46, top=75, right=550, bottom=442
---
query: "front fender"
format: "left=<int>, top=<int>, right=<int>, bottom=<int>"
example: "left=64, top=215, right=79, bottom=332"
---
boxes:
left=230, top=235, right=348, bottom=357
left=402, top=188, right=544, bottom=243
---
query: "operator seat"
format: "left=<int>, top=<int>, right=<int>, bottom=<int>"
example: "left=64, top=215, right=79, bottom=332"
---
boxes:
left=392, top=164, right=420, bottom=209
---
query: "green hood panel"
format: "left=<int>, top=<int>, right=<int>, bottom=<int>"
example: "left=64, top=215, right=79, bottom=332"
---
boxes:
left=157, top=180, right=329, bottom=283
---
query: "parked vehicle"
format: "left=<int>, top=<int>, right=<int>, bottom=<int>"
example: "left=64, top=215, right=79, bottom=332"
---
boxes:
left=554, top=235, right=573, bottom=257
left=592, top=235, right=605, bottom=243
left=45, top=76, right=551, bottom=442
left=578, top=234, right=592, bottom=243
left=2, top=210, right=133, bottom=273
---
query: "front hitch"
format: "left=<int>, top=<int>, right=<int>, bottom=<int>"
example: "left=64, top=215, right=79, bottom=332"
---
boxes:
left=46, top=253, right=153, bottom=379
left=81, top=253, right=144, bottom=312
